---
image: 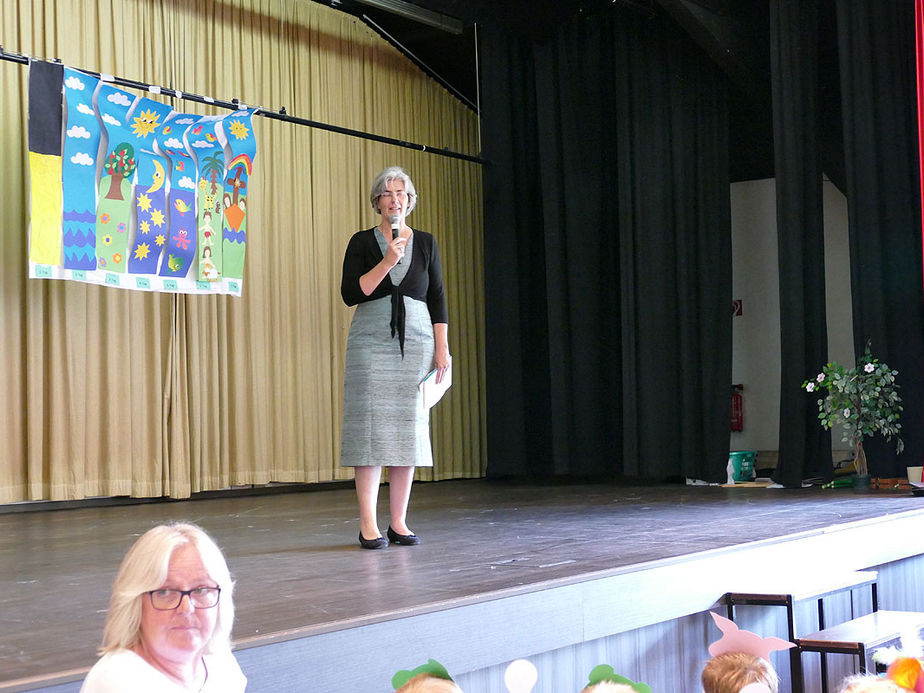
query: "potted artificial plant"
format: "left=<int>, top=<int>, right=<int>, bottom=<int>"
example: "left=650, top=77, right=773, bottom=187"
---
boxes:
left=802, top=343, right=903, bottom=481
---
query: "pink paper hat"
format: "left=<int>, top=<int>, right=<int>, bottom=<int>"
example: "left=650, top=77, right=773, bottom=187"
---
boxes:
left=708, top=611, right=796, bottom=661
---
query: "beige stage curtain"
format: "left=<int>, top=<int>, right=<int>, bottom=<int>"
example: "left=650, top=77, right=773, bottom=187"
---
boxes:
left=0, top=0, right=486, bottom=503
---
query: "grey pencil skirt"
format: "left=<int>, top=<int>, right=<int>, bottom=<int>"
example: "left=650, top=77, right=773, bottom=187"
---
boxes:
left=340, top=295, right=435, bottom=467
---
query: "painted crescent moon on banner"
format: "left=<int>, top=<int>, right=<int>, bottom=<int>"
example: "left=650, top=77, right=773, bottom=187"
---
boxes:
left=146, top=159, right=165, bottom=193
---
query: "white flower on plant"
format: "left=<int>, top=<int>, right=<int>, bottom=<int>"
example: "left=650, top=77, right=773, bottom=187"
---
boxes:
left=806, top=382, right=815, bottom=392
left=816, top=373, right=825, bottom=382
left=864, top=363, right=875, bottom=373
left=843, top=408, right=851, bottom=418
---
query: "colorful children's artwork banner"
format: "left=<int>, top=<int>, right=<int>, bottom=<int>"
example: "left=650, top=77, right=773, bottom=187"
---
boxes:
left=26, top=62, right=258, bottom=296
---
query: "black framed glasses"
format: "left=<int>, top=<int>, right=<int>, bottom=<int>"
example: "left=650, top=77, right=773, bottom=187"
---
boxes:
left=146, top=587, right=221, bottom=610
left=377, top=190, right=408, bottom=200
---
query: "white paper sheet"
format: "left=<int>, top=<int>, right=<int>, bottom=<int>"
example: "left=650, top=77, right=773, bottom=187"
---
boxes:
left=419, top=356, right=452, bottom=408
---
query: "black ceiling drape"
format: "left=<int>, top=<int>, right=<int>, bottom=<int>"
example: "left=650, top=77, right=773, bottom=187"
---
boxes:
left=481, top=7, right=732, bottom=481
left=837, top=0, right=924, bottom=477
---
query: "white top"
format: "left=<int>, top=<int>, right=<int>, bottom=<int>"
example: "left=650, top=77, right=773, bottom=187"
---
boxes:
left=79, top=648, right=246, bottom=693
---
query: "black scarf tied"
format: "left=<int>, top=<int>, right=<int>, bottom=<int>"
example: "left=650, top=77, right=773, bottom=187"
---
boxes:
left=389, top=286, right=406, bottom=357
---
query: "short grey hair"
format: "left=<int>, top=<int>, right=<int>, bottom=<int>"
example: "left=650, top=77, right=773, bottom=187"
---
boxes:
left=100, top=522, right=236, bottom=656
left=369, top=166, right=418, bottom=216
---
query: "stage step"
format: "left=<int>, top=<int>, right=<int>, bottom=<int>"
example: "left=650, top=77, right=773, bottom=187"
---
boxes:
left=795, top=610, right=924, bottom=677
left=723, top=570, right=880, bottom=693
left=724, top=570, right=879, bottom=609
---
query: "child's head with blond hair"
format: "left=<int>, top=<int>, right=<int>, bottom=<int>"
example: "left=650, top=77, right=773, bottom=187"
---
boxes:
left=837, top=674, right=906, bottom=693
left=580, top=683, right=637, bottom=693
left=395, top=673, right=463, bottom=693
left=701, top=652, right=779, bottom=693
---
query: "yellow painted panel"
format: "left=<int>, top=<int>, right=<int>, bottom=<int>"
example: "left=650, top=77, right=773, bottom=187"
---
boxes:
left=28, top=152, right=63, bottom=264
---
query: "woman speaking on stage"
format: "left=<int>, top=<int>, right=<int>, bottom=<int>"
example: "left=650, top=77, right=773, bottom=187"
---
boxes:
left=339, top=166, right=450, bottom=550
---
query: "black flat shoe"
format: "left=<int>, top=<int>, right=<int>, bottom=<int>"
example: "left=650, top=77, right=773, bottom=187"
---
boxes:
left=387, top=526, right=421, bottom=546
left=358, top=532, right=388, bottom=550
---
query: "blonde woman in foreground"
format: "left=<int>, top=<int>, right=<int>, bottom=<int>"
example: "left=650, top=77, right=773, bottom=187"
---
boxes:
left=80, top=522, right=246, bottom=693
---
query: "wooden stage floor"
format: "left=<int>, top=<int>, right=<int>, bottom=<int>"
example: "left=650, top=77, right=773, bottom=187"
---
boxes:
left=3, top=478, right=924, bottom=691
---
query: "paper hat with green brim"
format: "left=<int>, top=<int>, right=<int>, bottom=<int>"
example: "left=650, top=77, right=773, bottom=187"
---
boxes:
left=586, top=664, right=652, bottom=693
left=392, top=659, right=454, bottom=689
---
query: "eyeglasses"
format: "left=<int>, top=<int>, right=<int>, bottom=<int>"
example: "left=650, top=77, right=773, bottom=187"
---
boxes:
left=378, top=190, right=408, bottom=200
left=146, top=587, right=221, bottom=610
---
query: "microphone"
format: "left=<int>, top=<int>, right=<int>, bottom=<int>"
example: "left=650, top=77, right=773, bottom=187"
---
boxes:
left=389, top=214, right=401, bottom=263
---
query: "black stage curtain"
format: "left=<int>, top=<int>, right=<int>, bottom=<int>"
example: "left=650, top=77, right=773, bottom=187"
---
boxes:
left=480, top=29, right=553, bottom=475
left=770, top=0, right=833, bottom=487
left=481, top=8, right=732, bottom=480
left=836, top=0, right=924, bottom=476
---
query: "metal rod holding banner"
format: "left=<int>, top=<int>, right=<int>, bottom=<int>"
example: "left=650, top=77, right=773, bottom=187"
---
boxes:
left=0, top=46, right=488, bottom=166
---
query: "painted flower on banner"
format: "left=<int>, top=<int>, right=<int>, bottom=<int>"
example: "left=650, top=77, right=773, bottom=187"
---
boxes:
left=101, top=234, right=113, bottom=246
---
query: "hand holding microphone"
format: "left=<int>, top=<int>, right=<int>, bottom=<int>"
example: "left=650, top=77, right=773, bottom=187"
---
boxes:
left=388, top=214, right=405, bottom=266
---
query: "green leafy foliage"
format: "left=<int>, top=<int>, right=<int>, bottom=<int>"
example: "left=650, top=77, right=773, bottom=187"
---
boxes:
left=802, top=343, right=904, bottom=476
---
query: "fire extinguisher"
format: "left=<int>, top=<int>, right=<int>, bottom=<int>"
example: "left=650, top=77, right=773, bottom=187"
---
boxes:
left=731, top=384, right=743, bottom=432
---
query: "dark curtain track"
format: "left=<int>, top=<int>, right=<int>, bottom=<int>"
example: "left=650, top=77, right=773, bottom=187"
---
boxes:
left=770, top=0, right=833, bottom=487
left=837, top=0, right=924, bottom=476
left=481, top=7, right=732, bottom=481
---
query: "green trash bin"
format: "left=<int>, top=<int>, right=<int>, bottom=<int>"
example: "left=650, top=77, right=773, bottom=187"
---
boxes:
left=728, top=451, right=757, bottom=481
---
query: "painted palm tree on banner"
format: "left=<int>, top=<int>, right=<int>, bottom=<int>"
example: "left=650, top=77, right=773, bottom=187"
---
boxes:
left=200, top=152, right=224, bottom=199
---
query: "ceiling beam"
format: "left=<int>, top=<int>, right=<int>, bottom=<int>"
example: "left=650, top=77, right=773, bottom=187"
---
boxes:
left=336, top=0, right=464, bottom=33
left=654, top=0, right=768, bottom=102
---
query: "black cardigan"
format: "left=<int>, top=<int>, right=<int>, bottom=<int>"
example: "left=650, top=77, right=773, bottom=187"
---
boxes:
left=340, top=228, right=448, bottom=353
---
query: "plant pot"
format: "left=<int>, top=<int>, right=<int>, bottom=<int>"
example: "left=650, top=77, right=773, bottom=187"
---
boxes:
left=853, top=473, right=872, bottom=492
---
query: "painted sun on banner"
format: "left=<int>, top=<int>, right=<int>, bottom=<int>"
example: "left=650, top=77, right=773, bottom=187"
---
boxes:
left=26, top=61, right=258, bottom=296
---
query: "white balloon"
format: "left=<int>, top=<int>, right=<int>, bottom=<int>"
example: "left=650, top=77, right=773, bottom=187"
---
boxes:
left=504, top=659, right=538, bottom=693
